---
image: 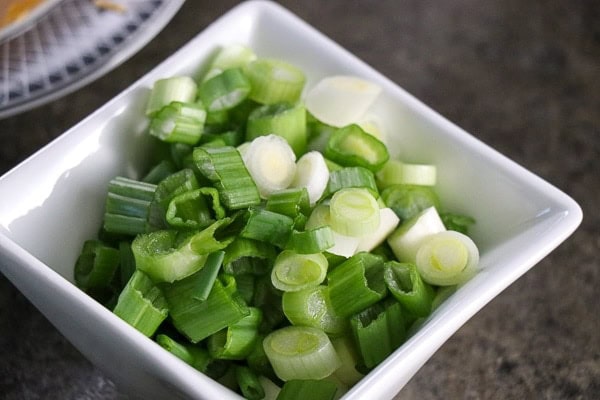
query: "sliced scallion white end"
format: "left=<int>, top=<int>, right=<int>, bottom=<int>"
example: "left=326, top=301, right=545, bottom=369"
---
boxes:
left=146, top=76, right=198, bottom=116
left=304, top=75, right=382, bottom=127
left=263, top=326, right=342, bottom=381
left=416, top=230, right=479, bottom=286
left=271, top=250, right=328, bottom=292
left=355, top=207, right=400, bottom=253
left=242, top=134, right=297, bottom=198
left=387, top=206, right=446, bottom=263
left=376, top=159, right=437, bottom=188
left=290, top=151, right=329, bottom=205
left=306, top=204, right=360, bottom=257
left=357, top=112, right=387, bottom=144
left=329, top=188, right=380, bottom=237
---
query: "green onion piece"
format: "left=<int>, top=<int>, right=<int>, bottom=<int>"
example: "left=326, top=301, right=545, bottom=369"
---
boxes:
left=387, top=206, right=446, bottom=264
left=276, top=379, right=337, bottom=400
left=324, top=166, right=379, bottom=199
left=266, top=187, right=311, bottom=218
left=271, top=250, right=328, bottom=292
left=149, top=101, right=206, bottom=145
left=199, top=68, right=251, bottom=112
left=163, top=273, right=250, bottom=343
left=376, top=159, right=437, bottom=188
left=242, top=134, right=298, bottom=198
left=282, top=285, right=348, bottom=337
left=350, top=299, right=405, bottom=370
left=113, top=271, right=168, bottom=337
left=246, top=102, right=307, bottom=156
left=240, top=208, right=295, bottom=248
left=244, top=58, right=306, bottom=105
left=287, top=226, right=334, bottom=254
left=235, top=365, right=265, bottom=400
left=103, top=177, right=157, bottom=235
left=146, top=76, right=198, bottom=116
left=329, top=188, right=380, bottom=237
left=263, top=326, right=342, bottom=381
left=440, top=212, right=476, bottom=235
left=381, top=184, right=441, bottom=222
left=289, top=151, right=330, bottom=205
left=223, top=237, right=277, bottom=276
left=324, top=158, right=343, bottom=172
left=210, top=44, right=257, bottom=71
left=325, top=124, right=389, bottom=172
left=383, top=261, right=434, bottom=318
left=431, top=285, right=457, bottom=310
left=259, top=376, right=282, bottom=400
left=132, top=218, right=234, bottom=283
left=74, top=240, right=120, bottom=292
left=208, top=307, right=262, bottom=360
left=235, top=273, right=255, bottom=304
left=200, top=129, right=245, bottom=148
left=327, top=252, right=387, bottom=318
left=355, top=208, right=400, bottom=253
left=142, top=160, right=176, bottom=184
left=151, top=168, right=199, bottom=228
left=305, top=204, right=361, bottom=258
left=118, top=241, right=136, bottom=288
left=331, top=336, right=364, bottom=386
left=191, top=250, right=225, bottom=302
left=415, top=230, right=479, bottom=286
left=165, top=188, right=213, bottom=230
left=193, top=146, right=261, bottom=210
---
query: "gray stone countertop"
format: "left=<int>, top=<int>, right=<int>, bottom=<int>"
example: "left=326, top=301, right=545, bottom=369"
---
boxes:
left=0, top=1, right=598, bottom=399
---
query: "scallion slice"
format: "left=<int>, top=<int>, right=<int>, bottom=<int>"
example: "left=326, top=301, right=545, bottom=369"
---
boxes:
left=74, top=240, right=120, bottom=292
left=329, top=188, right=380, bottom=237
left=146, top=76, right=198, bottom=116
left=305, top=204, right=360, bottom=258
left=304, top=75, right=381, bottom=128
left=149, top=101, right=206, bottom=145
left=355, top=208, right=400, bottom=253
left=242, top=134, right=297, bottom=198
left=263, top=326, right=341, bottom=381
left=277, top=379, right=338, bottom=400
left=383, top=261, right=434, bottom=317
left=208, top=307, right=262, bottom=360
left=113, top=271, right=168, bottom=337
left=103, top=177, right=157, bottom=235
left=244, top=58, right=306, bottom=105
left=235, top=365, right=265, bottom=400
left=324, top=166, right=379, bottom=199
left=266, top=187, right=311, bottom=218
left=287, top=226, right=334, bottom=254
left=381, top=184, right=441, bottom=222
left=376, top=159, right=437, bottom=188
left=240, top=208, right=295, bottom=248
left=199, top=68, right=251, bottom=112
left=246, top=102, right=307, bottom=156
left=271, top=250, right=328, bottom=292
left=325, top=124, right=389, bottom=172
left=222, top=237, right=276, bottom=276
left=415, top=230, right=479, bottom=286
left=289, top=151, right=329, bottom=205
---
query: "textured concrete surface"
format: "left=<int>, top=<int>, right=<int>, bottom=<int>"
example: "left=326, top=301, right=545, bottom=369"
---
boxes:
left=0, top=0, right=598, bottom=399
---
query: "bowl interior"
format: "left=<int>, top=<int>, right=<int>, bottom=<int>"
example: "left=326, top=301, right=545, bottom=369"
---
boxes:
left=0, top=1, right=581, bottom=399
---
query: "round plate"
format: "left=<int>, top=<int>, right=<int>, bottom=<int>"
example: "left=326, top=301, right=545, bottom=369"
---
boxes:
left=0, top=0, right=185, bottom=119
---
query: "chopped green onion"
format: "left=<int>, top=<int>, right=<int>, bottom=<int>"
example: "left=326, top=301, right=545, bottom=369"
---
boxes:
left=376, top=159, right=437, bottom=188
left=235, top=365, right=265, bottom=400
left=191, top=251, right=225, bottom=302
left=146, top=76, right=198, bottom=116
left=142, top=160, right=176, bottom=184
left=271, top=250, right=328, bottom=292
left=263, top=326, right=342, bottom=381
left=132, top=218, right=234, bottom=283
left=240, top=208, right=295, bottom=248
left=387, top=206, right=446, bottom=264
left=165, top=189, right=213, bottom=230
left=103, top=177, right=157, bottom=235
left=149, top=101, right=206, bottom=145
left=223, top=237, right=277, bottom=276
left=305, top=204, right=360, bottom=258
left=383, top=261, right=434, bottom=317
left=244, top=59, right=306, bottom=105
left=242, top=134, right=297, bottom=198
left=74, top=240, right=120, bottom=292
left=163, top=273, right=250, bottom=343
left=276, top=379, right=338, bottom=400
left=440, top=212, right=476, bottom=235
left=151, top=168, right=199, bottom=227
left=329, top=188, right=380, bottom=237
left=327, top=252, right=387, bottom=318
left=208, top=307, right=262, bottom=360
left=246, top=102, right=307, bottom=156
left=357, top=112, right=387, bottom=144
left=415, top=230, right=479, bottom=286
left=324, top=166, right=379, bottom=199
left=156, top=334, right=228, bottom=379
left=355, top=208, right=400, bottom=252
left=210, top=44, right=257, bottom=71
left=259, top=376, right=282, bottom=400
left=282, top=285, right=348, bottom=337
left=325, top=124, right=389, bottom=172
left=199, top=68, right=251, bottom=112
left=266, top=187, right=311, bottom=218
left=331, top=336, right=364, bottom=386
left=113, top=271, right=168, bottom=337
left=193, top=146, right=261, bottom=210
left=304, top=75, right=381, bottom=128
left=381, top=184, right=441, bottom=222
left=287, top=226, right=334, bottom=254
left=290, top=151, right=329, bottom=205
left=350, top=299, right=405, bottom=370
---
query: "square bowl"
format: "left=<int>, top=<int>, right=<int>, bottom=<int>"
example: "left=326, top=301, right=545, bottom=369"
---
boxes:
left=0, top=1, right=582, bottom=399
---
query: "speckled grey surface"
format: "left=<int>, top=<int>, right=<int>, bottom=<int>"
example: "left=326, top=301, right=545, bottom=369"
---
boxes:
left=0, top=1, right=598, bottom=399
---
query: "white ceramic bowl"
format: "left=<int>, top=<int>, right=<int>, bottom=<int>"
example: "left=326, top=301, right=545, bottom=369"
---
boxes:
left=0, top=1, right=582, bottom=399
